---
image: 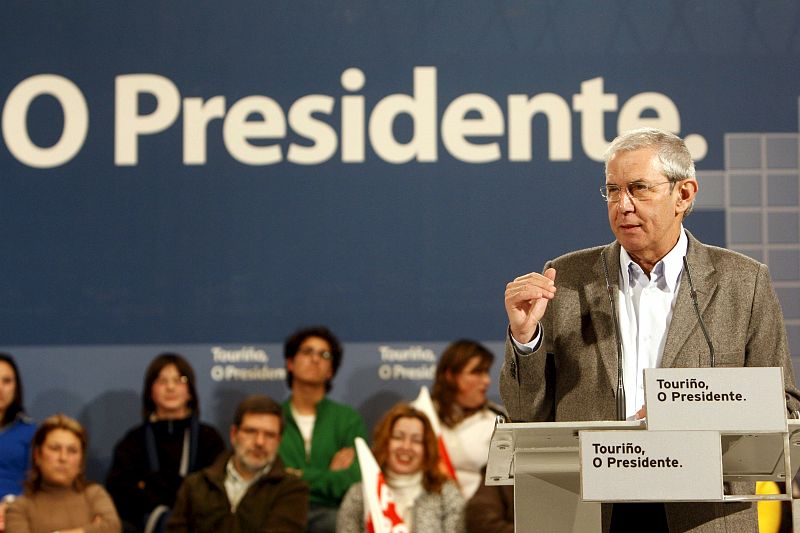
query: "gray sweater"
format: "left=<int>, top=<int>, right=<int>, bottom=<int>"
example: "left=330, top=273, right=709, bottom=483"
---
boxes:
left=336, top=480, right=464, bottom=533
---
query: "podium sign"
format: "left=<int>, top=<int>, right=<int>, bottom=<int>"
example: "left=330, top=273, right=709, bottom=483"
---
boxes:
left=644, top=367, right=787, bottom=432
left=580, top=430, right=723, bottom=501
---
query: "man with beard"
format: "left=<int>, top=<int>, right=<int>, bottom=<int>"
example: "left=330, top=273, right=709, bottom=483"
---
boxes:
left=167, top=395, right=309, bottom=532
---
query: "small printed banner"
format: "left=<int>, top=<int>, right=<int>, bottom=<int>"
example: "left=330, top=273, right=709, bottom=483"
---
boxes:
left=644, top=367, right=787, bottom=432
left=355, top=437, right=409, bottom=533
left=580, top=430, right=723, bottom=501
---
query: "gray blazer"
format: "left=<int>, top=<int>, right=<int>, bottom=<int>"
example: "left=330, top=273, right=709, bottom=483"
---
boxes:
left=500, top=231, right=800, bottom=532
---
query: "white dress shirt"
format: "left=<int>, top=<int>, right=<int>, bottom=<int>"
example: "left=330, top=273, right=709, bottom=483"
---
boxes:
left=618, top=228, right=687, bottom=417
left=513, top=228, right=688, bottom=419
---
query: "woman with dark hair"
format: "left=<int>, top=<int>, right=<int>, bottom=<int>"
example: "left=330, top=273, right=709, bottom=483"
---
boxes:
left=106, top=353, right=225, bottom=533
left=0, top=353, right=36, bottom=524
left=5, top=413, right=121, bottom=532
left=431, top=340, right=505, bottom=499
left=336, top=403, right=464, bottom=533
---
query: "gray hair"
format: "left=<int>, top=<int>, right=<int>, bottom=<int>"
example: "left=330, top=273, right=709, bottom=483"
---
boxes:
left=604, top=128, right=695, bottom=181
left=604, top=127, right=696, bottom=215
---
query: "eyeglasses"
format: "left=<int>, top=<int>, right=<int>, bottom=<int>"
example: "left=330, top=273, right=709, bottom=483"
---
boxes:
left=297, top=346, right=333, bottom=360
left=600, top=180, right=674, bottom=203
left=155, top=375, right=188, bottom=387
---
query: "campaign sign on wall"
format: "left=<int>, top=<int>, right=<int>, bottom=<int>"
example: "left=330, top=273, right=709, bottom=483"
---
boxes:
left=2, top=2, right=800, bottom=479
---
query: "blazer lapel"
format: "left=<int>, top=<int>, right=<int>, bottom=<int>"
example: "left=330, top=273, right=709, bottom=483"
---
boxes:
left=586, top=242, right=623, bottom=392
left=661, top=232, right=717, bottom=368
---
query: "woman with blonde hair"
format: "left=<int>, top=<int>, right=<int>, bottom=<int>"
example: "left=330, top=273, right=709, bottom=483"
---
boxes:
left=5, top=414, right=121, bottom=532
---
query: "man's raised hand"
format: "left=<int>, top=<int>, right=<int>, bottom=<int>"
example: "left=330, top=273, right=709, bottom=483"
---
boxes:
left=504, top=267, right=557, bottom=343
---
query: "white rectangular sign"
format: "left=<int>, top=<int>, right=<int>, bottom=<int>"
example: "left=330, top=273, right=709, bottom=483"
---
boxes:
left=644, top=367, right=787, bottom=432
left=580, top=430, right=722, bottom=501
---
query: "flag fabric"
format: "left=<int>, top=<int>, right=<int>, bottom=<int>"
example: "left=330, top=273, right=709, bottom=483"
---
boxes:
left=354, top=437, right=409, bottom=533
left=410, top=386, right=458, bottom=481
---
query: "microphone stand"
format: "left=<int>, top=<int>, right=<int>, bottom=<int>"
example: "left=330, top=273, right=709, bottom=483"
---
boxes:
left=682, top=256, right=715, bottom=368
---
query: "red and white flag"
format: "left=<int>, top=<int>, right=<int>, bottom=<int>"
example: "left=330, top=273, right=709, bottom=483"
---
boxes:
left=410, top=386, right=458, bottom=482
left=354, top=437, right=409, bottom=533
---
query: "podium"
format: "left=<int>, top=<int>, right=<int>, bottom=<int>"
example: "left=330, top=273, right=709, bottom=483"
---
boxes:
left=485, top=368, right=800, bottom=532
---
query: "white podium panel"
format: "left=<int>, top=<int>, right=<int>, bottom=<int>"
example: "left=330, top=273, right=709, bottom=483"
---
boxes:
left=644, top=367, right=787, bottom=432
left=580, top=430, right=723, bottom=501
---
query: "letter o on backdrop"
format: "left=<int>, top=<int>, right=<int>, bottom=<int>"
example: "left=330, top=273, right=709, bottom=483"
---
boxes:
left=2, top=74, right=89, bottom=168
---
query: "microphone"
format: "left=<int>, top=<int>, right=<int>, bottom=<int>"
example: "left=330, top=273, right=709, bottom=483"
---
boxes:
left=682, top=256, right=715, bottom=367
left=601, top=250, right=627, bottom=421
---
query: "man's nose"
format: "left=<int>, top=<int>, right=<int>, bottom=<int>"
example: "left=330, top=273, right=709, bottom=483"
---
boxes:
left=617, top=189, right=635, bottom=212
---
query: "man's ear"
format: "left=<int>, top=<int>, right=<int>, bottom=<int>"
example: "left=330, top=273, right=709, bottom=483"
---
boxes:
left=675, top=179, right=698, bottom=214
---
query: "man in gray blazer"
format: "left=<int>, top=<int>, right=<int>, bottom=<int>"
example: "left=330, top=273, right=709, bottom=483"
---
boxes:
left=500, top=127, right=800, bottom=532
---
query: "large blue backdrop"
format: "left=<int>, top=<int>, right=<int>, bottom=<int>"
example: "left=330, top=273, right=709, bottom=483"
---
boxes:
left=2, top=1, right=799, bottom=480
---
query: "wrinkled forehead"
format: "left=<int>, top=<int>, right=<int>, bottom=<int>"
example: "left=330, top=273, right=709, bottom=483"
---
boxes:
left=605, top=147, right=663, bottom=183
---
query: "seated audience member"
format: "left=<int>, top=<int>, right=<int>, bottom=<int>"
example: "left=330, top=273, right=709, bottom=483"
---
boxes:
left=0, top=353, right=36, bottom=530
left=279, top=326, right=368, bottom=533
left=465, top=467, right=513, bottom=533
left=166, top=394, right=309, bottom=533
left=107, top=353, right=225, bottom=533
left=336, top=403, right=464, bottom=533
left=431, top=340, right=505, bottom=498
left=5, top=413, right=122, bottom=532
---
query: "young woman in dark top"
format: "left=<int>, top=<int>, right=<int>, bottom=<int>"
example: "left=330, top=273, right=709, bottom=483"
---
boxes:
left=106, top=353, right=225, bottom=533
